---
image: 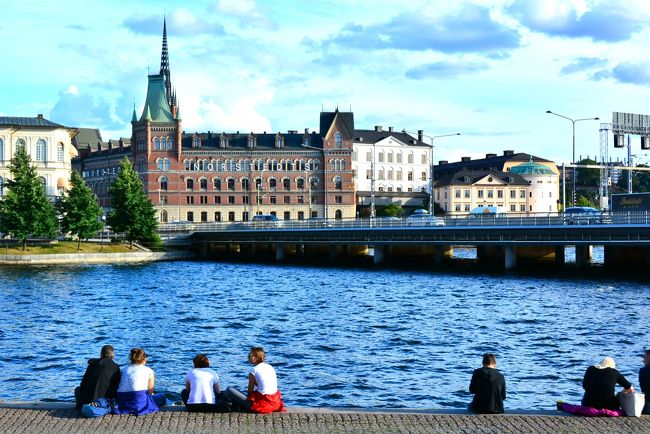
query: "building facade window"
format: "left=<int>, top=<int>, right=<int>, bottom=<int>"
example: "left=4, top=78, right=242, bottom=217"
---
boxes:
left=36, top=139, right=47, bottom=162
left=160, top=176, right=168, bottom=190
left=335, top=132, right=342, bottom=148
left=57, top=143, right=64, bottom=162
left=334, top=176, right=343, bottom=190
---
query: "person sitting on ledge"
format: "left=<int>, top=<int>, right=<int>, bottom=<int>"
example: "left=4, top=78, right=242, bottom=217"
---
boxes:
left=180, top=353, right=223, bottom=413
left=639, top=349, right=650, bottom=414
left=469, top=353, right=506, bottom=414
left=114, top=348, right=169, bottom=415
left=224, top=347, right=285, bottom=413
left=582, top=356, right=633, bottom=410
left=75, top=345, right=121, bottom=410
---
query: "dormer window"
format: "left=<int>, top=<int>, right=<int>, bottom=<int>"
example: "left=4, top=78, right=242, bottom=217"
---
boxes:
left=248, top=136, right=256, bottom=149
left=220, top=136, right=228, bottom=148
left=304, top=138, right=309, bottom=147
left=335, top=132, right=342, bottom=148
left=276, top=135, right=283, bottom=148
left=488, top=176, right=493, bottom=182
left=508, top=176, right=514, bottom=183
left=193, top=137, right=200, bottom=148
left=463, top=176, right=470, bottom=183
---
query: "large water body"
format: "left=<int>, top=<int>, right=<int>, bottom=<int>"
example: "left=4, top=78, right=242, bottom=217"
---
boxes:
left=0, top=252, right=648, bottom=411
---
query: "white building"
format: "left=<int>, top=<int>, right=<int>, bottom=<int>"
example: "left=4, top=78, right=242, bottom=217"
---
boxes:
left=0, top=115, right=77, bottom=197
left=352, top=126, right=431, bottom=215
left=509, top=159, right=559, bottom=213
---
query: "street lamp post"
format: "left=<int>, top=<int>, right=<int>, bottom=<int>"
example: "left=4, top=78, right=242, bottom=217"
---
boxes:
left=546, top=110, right=599, bottom=207
left=402, top=130, right=460, bottom=215
left=301, top=143, right=327, bottom=218
left=100, top=215, right=106, bottom=252
left=370, top=141, right=376, bottom=218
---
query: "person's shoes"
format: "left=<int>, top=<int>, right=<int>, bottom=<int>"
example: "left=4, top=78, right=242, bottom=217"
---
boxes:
left=173, top=400, right=184, bottom=406
left=556, top=400, right=564, bottom=411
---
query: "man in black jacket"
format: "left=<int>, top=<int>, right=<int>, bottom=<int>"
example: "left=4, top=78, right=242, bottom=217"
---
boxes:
left=469, top=353, right=506, bottom=414
left=640, top=349, right=650, bottom=414
left=75, top=345, right=121, bottom=410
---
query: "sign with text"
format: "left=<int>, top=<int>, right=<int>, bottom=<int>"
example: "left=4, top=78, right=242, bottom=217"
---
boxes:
left=612, top=112, right=650, bottom=133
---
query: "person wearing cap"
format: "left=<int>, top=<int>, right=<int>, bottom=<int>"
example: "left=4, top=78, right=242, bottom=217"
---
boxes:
left=582, top=356, right=633, bottom=410
left=469, top=353, right=506, bottom=414
left=75, top=345, right=121, bottom=410
left=639, top=350, right=650, bottom=414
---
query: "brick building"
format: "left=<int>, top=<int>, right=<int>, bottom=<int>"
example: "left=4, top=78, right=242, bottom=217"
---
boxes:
left=74, top=20, right=356, bottom=222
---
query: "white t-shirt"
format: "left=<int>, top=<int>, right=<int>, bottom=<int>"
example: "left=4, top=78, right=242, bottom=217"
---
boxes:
left=250, top=362, right=277, bottom=395
left=117, top=363, right=153, bottom=393
left=186, top=368, right=220, bottom=404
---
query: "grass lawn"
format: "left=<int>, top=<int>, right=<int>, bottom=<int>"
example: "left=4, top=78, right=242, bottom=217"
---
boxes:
left=0, top=241, right=136, bottom=255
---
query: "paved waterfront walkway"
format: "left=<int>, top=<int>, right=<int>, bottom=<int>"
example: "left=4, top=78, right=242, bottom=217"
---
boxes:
left=1, top=402, right=649, bottom=433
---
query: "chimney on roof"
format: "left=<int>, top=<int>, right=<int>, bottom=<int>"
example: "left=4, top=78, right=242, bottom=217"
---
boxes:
left=288, top=130, right=297, bottom=134
left=374, top=125, right=383, bottom=132
left=417, top=130, right=423, bottom=142
left=388, top=126, right=393, bottom=132
left=305, top=128, right=309, bottom=134
left=503, top=150, right=514, bottom=156
left=439, top=160, right=448, bottom=165
left=37, top=114, right=43, bottom=119
left=461, top=156, right=471, bottom=162
left=486, top=153, right=497, bottom=158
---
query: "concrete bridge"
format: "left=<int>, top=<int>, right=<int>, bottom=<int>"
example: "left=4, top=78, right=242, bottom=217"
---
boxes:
left=163, top=212, right=650, bottom=270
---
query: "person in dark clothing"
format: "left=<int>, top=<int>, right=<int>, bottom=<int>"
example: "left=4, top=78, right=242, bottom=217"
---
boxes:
left=582, top=357, right=633, bottom=410
left=75, top=345, right=121, bottom=410
left=469, top=353, right=506, bottom=414
left=638, top=350, right=650, bottom=414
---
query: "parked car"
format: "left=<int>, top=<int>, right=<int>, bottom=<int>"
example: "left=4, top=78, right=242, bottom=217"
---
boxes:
left=250, top=214, right=283, bottom=228
left=406, top=212, right=445, bottom=227
left=563, top=206, right=601, bottom=225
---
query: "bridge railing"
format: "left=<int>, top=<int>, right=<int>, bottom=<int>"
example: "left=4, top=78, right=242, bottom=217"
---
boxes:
left=159, top=210, right=650, bottom=233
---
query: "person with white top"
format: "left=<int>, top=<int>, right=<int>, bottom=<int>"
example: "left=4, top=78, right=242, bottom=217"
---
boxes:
left=114, top=348, right=168, bottom=415
left=224, top=347, right=285, bottom=413
left=181, top=353, right=222, bottom=412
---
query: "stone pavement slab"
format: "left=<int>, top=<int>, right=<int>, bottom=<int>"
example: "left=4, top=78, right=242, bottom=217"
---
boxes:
left=0, top=403, right=649, bottom=433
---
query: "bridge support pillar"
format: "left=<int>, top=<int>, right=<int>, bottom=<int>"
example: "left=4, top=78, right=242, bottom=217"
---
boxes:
left=575, top=245, right=592, bottom=267
left=329, top=245, right=338, bottom=262
left=555, top=246, right=565, bottom=266
left=275, top=244, right=285, bottom=262
left=296, top=244, right=305, bottom=257
left=374, top=245, right=386, bottom=265
left=434, top=245, right=453, bottom=264
left=477, top=246, right=503, bottom=264
left=504, top=246, right=516, bottom=270
left=604, top=246, right=650, bottom=268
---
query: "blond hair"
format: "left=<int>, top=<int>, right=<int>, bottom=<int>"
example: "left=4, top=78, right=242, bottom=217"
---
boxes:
left=595, top=357, right=616, bottom=369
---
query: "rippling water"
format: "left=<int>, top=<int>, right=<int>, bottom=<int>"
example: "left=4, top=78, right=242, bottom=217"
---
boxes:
left=0, top=257, right=647, bottom=411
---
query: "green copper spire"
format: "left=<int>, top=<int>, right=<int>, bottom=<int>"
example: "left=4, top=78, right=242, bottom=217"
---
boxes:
left=131, top=104, right=137, bottom=123
left=139, top=75, right=174, bottom=123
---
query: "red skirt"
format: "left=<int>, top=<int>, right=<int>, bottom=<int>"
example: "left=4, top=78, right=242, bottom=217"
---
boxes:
left=248, top=390, right=286, bottom=413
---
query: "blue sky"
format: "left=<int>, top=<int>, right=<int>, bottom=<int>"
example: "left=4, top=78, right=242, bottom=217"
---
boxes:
left=3, top=0, right=650, bottom=165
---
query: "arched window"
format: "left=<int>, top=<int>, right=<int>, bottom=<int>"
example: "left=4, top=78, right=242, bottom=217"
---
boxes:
left=168, top=137, right=173, bottom=149
left=160, top=176, right=168, bottom=190
left=189, top=160, right=196, bottom=171
left=276, top=136, right=283, bottom=148
left=160, top=210, right=168, bottom=223
left=297, top=178, right=305, bottom=190
left=138, top=158, right=145, bottom=172
left=157, top=159, right=164, bottom=170
left=304, top=138, right=309, bottom=147
left=0, top=138, right=4, bottom=160
left=287, top=160, right=293, bottom=171
left=227, top=160, right=235, bottom=171
left=242, top=178, right=250, bottom=190
left=36, top=139, right=47, bottom=162
left=160, top=138, right=166, bottom=149
left=164, top=158, right=171, bottom=170
left=198, top=160, right=204, bottom=171
left=193, top=137, right=200, bottom=148
left=255, top=177, right=262, bottom=189
left=227, top=178, right=235, bottom=190
left=184, top=160, right=191, bottom=171
left=220, top=137, right=228, bottom=148
left=186, top=178, right=194, bottom=190
left=335, top=210, right=343, bottom=219
left=57, top=143, right=64, bottom=162
left=283, top=178, right=290, bottom=191
left=200, top=178, right=208, bottom=190
left=334, top=176, right=343, bottom=190
left=213, top=178, right=221, bottom=190
left=330, top=160, right=336, bottom=171
left=15, top=138, right=25, bottom=152
left=311, top=177, right=319, bottom=189
left=269, top=178, right=277, bottom=190
left=341, top=160, right=346, bottom=171
left=335, top=132, right=342, bottom=148
left=154, top=138, right=161, bottom=150
left=248, top=137, right=255, bottom=148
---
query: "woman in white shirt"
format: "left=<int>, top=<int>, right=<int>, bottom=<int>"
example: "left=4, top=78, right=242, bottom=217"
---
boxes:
left=181, top=353, right=222, bottom=413
left=114, top=348, right=168, bottom=415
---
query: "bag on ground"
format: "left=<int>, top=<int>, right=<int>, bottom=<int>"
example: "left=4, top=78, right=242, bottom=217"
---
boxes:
left=619, top=392, right=645, bottom=417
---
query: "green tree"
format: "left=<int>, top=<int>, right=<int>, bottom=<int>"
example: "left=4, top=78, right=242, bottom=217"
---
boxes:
left=0, top=146, right=58, bottom=249
left=108, top=157, right=160, bottom=248
left=57, top=170, right=103, bottom=250
left=376, top=203, right=403, bottom=217
left=575, top=194, right=596, bottom=208
left=576, top=158, right=599, bottom=187
left=615, top=165, right=650, bottom=193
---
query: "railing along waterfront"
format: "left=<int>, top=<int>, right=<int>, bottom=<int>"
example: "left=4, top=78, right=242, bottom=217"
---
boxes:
left=158, top=211, right=650, bottom=234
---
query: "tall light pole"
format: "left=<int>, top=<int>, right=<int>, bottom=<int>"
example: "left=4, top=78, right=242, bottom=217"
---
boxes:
left=546, top=110, right=599, bottom=207
left=402, top=130, right=460, bottom=215
left=370, top=141, right=376, bottom=218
